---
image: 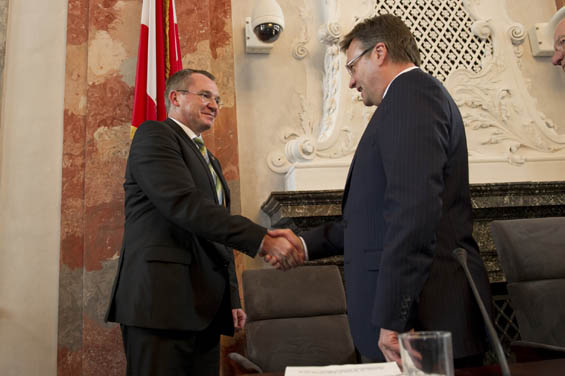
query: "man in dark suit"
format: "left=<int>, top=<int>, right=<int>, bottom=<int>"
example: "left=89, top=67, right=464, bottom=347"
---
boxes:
left=271, top=14, right=491, bottom=368
left=105, top=68, right=303, bottom=376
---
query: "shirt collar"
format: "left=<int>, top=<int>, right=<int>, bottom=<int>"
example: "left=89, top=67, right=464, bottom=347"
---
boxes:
left=170, top=117, right=199, bottom=141
left=382, top=66, right=419, bottom=100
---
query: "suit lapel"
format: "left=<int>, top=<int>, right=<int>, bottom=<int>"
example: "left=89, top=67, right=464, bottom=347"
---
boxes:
left=342, top=152, right=357, bottom=211
left=165, top=118, right=192, bottom=145
left=164, top=118, right=223, bottom=205
left=343, top=103, right=382, bottom=211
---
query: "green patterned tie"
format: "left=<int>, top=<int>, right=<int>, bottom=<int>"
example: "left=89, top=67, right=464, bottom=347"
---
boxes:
left=193, top=137, right=224, bottom=206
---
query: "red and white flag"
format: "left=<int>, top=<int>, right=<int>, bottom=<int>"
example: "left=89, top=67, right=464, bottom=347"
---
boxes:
left=131, top=0, right=183, bottom=137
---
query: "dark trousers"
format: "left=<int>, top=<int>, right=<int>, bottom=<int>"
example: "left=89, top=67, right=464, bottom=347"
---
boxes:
left=121, top=325, right=220, bottom=376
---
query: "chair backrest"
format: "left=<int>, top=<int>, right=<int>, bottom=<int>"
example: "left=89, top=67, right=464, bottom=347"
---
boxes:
left=490, top=217, right=565, bottom=347
left=242, top=265, right=356, bottom=372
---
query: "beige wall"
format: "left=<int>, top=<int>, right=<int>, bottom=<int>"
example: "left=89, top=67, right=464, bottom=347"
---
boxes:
left=232, top=2, right=288, bottom=195
left=0, top=0, right=67, bottom=374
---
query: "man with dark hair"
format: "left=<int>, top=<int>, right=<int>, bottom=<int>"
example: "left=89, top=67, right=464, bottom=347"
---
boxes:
left=105, top=68, right=303, bottom=375
left=271, top=14, right=491, bottom=368
left=339, top=13, right=421, bottom=67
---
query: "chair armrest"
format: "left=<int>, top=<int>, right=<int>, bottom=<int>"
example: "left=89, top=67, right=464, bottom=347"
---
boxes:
left=511, top=340, right=565, bottom=362
left=227, top=352, right=264, bottom=374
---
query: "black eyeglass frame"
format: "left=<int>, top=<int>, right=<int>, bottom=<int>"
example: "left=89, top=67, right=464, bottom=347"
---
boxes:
left=345, top=45, right=375, bottom=75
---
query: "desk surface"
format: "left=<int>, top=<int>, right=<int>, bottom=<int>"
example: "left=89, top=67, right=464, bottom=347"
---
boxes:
left=249, top=358, right=565, bottom=376
left=454, top=358, right=565, bottom=376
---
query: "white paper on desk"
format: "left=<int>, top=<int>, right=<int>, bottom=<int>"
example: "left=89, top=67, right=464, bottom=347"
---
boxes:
left=284, top=362, right=401, bottom=376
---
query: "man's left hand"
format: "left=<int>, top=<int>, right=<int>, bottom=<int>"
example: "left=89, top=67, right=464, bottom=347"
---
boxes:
left=232, top=309, right=247, bottom=329
left=378, top=328, right=402, bottom=366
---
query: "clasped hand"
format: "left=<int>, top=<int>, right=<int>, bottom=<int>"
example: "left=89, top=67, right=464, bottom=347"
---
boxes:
left=259, top=229, right=305, bottom=270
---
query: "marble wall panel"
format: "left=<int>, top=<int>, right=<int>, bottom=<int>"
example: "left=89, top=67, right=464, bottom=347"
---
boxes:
left=59, top=0, right=138, bottom=374
left=58, top=0, right=89, bottom=373
left=59, top=0, right=242, bottom=375
left=178, top=0, right=240, bottom=184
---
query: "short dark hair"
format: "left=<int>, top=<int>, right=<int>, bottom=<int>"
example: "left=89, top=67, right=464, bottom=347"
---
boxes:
left=165, top=69, right=216, bottom=112
left=340, top=14, right=421, bottom=67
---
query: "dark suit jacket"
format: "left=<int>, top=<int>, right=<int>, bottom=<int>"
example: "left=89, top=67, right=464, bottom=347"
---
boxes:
left=105, top=118, right=267, bottom=336
left=303, top=69, right=491, bottom=360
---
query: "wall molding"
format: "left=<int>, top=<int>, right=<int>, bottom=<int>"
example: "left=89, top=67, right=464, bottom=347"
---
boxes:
left=446, top=0, right=565, bottom=166
left=267, top=0, right=357, bottom=175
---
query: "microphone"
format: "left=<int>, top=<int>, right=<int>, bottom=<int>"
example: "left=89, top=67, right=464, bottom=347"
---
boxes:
left=452, top=248, right=511, bottom=376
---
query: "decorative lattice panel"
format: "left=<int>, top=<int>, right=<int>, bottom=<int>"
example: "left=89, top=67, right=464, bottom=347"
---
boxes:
left=483, top=280, right=522, bottom=360
left=374, top=0, right=493, bottom=81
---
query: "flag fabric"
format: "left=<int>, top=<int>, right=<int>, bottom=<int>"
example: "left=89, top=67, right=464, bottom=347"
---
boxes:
left=131, top=0, right=183, bottom=137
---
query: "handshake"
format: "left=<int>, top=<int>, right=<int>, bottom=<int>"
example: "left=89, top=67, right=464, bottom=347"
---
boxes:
left=259, top=229, right=305, bottom=270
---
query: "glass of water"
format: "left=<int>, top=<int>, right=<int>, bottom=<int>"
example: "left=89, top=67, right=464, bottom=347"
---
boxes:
left=398, top=331, right=454, bottom=376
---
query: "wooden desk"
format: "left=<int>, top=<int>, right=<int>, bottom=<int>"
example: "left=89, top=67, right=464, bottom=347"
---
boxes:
left=246, top=358, right=565, bottom=376
left=454, top=358, right=565, bottom=376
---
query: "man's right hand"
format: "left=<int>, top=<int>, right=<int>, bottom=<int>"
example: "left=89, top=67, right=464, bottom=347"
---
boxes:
left=259, top=230, right=305, bottom=270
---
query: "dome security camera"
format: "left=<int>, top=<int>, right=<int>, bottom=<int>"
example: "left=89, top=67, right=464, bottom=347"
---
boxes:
left=245, top=0, right=285, bottom=54
left=254, top=23, right=283, bottom=43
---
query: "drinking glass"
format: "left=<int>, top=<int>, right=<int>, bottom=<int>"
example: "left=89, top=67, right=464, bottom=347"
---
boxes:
left=398, top=331, right=454, bottom=376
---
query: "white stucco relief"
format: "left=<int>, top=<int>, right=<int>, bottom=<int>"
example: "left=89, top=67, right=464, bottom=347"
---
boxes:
left=291, top=4, right=310, bottom=60
left=446, top=0, right=565, bottom=165
left=266, top=0, right=564, bottom=188
left=267, top=0, right=357, bottom=176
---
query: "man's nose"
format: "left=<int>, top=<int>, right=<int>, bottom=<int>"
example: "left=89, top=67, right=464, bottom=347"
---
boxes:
left=207, top=100, right=218, bottom=112
left=348, top=75, right=356, bottom=89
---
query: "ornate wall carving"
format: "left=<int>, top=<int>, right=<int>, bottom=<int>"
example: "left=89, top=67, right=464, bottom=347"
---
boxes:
left=266, top=0, right=564, bottom=183
left=446, top=1, right=565, bottom=165
left=268, top=0, right=357, bottom=175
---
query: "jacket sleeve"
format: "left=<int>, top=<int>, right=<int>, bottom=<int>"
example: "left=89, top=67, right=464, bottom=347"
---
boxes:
left=301, top=220, right=345, bottom=260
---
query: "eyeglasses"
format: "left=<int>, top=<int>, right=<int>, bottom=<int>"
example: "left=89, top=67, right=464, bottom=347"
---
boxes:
left=345, top=45, right=375, bottom=75
left=176, top=90, right=223, bottom=109
left=555, top=36, right=565, bottom=52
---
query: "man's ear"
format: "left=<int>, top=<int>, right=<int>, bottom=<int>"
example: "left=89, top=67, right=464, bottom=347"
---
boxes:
left=374, top=42, right=388, bottom=64
left=168, top=91, right=179, bottom=108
